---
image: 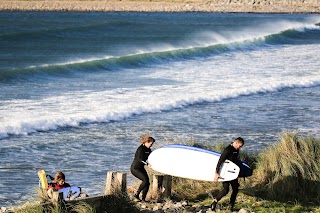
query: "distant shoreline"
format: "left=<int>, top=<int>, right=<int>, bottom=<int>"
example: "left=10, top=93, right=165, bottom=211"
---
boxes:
left=0, top=0, right=320, bottom=13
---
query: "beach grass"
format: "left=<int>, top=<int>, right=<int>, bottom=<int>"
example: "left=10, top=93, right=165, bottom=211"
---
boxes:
left=12, top=194, right=139, bottom=213
left=253, top=132, right=320, bottom=205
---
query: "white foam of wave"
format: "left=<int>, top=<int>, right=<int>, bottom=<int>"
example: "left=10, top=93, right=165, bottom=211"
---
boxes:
left=1, top=44, right=320, bottom=139
left=186, top=18, right=320, bottom=48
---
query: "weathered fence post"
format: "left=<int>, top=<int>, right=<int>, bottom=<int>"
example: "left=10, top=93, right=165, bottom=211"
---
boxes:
left=52, top=191, right=64, bottom=203
left=105, top=171, right=127, bottom=195
left=152, top=174, right=172, bottom=199
left=51, top=191, right=64, bottom=211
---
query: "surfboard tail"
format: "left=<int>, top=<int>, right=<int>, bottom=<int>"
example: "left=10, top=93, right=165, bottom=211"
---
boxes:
left=238, top=162, right=253, bottom=177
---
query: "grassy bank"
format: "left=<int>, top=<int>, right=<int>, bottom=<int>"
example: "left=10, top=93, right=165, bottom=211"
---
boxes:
left=254, top=133, right=320, bottom=205
left=11, top=132, right=320, bottom=212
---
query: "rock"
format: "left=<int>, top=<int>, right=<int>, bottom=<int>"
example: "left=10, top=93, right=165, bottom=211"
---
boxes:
left=238, top=208, right=248, bottom=213
left=140, top=203, right=147, bottom=209
left=153, top=205, right=160, bottom=211
left=174, top=202, right=183, bottom=208
left=181, top=200, right=189, bottom=206
left=252, top=201, right=261, bottom=206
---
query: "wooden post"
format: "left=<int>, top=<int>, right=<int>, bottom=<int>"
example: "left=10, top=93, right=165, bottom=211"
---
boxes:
left=105, top=171, right=115, bottom=195
left=105, top=171, right=127, bottom=195
left=117, top=171, right=127, bottom=192
left=152, top=175, right=172, bottom=199
left=51, top=191, right=64, bottom=211
left=52, top=191, right=63, bottom=203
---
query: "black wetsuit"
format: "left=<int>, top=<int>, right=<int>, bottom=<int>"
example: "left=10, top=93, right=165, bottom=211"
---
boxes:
left=215, top=144, right=240, bottom=205
left=130, top=144, right=151, bottom=200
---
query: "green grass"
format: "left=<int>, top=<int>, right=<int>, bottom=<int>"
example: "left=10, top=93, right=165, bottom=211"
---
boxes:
left=103, top=192, right=139, bottom=213
left=12, top=194, right=139, bottom=213
left=253, top=132, right=320, bottom=205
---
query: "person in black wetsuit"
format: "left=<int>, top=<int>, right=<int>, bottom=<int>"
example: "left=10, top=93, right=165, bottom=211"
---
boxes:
left=211, top=137, right=244, bottom=212
left=131, top=135, right=155, bottom=202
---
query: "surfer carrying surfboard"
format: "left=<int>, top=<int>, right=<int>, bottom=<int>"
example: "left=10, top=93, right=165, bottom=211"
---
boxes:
left=211, top=137, right=245, bottom=212
left=130, top=135, right=155, bottom=202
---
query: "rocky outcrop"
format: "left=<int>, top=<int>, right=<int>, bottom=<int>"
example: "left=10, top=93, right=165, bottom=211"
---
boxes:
left=0, top=0, right=319, bottom=13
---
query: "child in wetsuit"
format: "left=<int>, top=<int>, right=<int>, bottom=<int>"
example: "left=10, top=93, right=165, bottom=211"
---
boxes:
left=47, top=171, right=70, bottom=198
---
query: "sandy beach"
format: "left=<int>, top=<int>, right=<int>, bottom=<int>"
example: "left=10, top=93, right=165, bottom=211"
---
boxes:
left=0, top=0, right=320, bottom=13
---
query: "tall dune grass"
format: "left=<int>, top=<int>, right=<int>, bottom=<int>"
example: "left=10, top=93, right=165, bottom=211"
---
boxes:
left=254, top=132, right=320, bottom=204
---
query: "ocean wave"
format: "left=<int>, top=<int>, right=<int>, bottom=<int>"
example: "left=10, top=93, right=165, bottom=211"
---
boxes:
left=264, top=24, right=320, bottom=45
left=1, top=20, right=319, bottom=82
left=0, top=78, right=319, bottom=140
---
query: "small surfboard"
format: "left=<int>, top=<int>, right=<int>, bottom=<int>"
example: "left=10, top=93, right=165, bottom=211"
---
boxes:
left=38, top=169, right=48, bottom=189
left=58, top=186, right=81, bottom=199
left=148, top=144, right=240, bottom=182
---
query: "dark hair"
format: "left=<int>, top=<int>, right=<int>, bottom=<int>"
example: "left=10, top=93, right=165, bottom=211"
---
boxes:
left=54, top=171, right=66, bottom=183
left=148, top=137, right=155, bottom=143
left=235, top=137, right=244, bottom=144
left=140, top=135, right=155, bottom=144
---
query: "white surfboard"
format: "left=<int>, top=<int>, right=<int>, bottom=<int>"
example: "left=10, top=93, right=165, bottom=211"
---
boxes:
left=58, top=186, right=81, bottom=199
left=148, top=144, right=240, bottom=182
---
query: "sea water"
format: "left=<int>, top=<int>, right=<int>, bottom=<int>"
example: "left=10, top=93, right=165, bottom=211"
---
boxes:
left=0, top=11, right=319, bottom=207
